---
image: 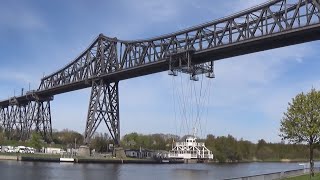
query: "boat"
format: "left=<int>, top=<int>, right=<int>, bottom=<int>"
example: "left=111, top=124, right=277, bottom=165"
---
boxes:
left=168, top=136, right=213, bottom=160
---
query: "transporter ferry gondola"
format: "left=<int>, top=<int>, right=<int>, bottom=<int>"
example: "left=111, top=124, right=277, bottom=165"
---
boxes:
left=168, top=135, right=213, bottom=160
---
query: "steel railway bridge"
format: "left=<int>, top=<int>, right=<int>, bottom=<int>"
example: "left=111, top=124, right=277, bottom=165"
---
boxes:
left=1, top=0, right=320, bottom=145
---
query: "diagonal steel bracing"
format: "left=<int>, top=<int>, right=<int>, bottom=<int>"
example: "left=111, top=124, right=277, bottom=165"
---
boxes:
left=0, top=99, right=52, bottom=142
left=85, top=80, right=120, bottom=145
left=33, top=100, right=53, bottom=142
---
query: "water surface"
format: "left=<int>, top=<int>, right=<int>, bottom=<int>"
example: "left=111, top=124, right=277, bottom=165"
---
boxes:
left=0, top=160, right=308, bottom=180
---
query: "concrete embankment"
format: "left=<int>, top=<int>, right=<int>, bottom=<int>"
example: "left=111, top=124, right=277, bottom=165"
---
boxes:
left=0, top=155, right=184, bottom=164
left=77, top=158, right=184, bottom=164
left=0, top=155, right=17, bottom=160
left=19, top=156, right=60, bottom=162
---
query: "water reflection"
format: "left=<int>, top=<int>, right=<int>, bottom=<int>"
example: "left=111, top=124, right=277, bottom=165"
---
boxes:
left=80, top=164, right=121, bottom=180
left=0, top=161, right=310, bottom=180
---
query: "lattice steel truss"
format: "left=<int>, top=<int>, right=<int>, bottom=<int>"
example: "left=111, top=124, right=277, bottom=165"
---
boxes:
left=84, top=80, right=120, bottom=145
left=38, top=0, right=320, bottom=91
left=1, top=0, right=320, bottom=144
left=0, top=97, right=53, bottom=142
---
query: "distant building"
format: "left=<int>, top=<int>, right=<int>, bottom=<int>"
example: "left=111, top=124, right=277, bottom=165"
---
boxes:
left=43, top=147, right=63, bottom=154
left=153, top=150, right=169, bottom=159
left=125, top=148, right=154, bottom=159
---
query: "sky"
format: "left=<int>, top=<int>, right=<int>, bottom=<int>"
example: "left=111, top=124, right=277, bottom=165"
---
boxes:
left=1, top=0, right=320, bottom=143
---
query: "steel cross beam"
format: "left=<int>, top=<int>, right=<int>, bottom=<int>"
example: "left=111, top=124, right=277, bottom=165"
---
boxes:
left=84, top=80, right=120, bottom=145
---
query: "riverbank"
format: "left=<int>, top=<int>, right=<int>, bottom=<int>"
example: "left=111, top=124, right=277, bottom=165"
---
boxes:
left=208, top=158, right=320, bottom=164
left=0, top=152, right=316, bottom=165
left=226, top=168, right=320, bottom=180
left=282, top=173, right=320, bottom=180
left=0, top=153, right=184, bottom=164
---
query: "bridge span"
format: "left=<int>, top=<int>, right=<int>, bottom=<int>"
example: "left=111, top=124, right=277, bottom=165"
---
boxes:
left=1, top=0, right=320, bottom=145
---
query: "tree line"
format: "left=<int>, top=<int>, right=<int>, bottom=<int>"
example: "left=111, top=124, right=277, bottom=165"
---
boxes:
left=0, top=127, right=319, bottom=163
left=121, top=132, right=320, bottom=163
left=0, top=87, right=320, bottom=171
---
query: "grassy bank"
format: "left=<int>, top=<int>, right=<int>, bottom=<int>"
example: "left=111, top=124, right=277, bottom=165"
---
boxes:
left=208, top=158, right=320, bottom=163
left=283, top=173, right=320, bottom=180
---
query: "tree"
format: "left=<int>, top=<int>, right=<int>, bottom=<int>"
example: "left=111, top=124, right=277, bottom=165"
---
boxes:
left=52, top=129, right=84, bottom=148
left=280, top=88, right=320, bottom=176
left=0, top=130, right=5, bottom=145
left=90, top=133, right=112, bottom=152
left=238, top=139, right=254, bottom=160
left=28, top=132, right=43, bottom=150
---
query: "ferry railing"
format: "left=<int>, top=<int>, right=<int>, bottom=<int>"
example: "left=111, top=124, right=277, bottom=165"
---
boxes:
left=174, top=142, right=205, bottom=147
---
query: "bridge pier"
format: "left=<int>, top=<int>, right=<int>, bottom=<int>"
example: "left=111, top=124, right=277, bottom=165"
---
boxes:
left=0, top=104, right=26, bottom=140
left=3, top=98, right=26, bottom=140
left=0, top=98, right=53, bottom=142
left=32, top=100, right=53, bottom=142
left=8, top=104, right=28, bottom=140
left=1, top=107, right=13, bottom=139
left=0, top=107, right=5, bottom=131
left=84, top=80, right=120, bottom=145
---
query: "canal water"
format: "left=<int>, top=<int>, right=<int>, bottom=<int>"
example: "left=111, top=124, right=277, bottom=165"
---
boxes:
left=0, top=161, right=309, bottom=180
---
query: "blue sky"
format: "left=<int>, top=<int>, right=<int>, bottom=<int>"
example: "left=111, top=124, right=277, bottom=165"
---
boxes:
left=1, top=0, right=320, bottom=143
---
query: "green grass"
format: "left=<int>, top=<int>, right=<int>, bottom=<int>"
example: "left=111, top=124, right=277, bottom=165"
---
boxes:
left=282, top=173, right=320, bottom=180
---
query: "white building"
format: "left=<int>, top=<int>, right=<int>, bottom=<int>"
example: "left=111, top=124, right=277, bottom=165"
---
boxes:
left=168, top=136, right=213, bottom=159
left=44, top=147, right=63, bottom=154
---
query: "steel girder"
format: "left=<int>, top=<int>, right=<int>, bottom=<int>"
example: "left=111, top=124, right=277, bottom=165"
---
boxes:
left=38, top=0, right=320, bottom=92
left=84, top=80, right=120, bottom=145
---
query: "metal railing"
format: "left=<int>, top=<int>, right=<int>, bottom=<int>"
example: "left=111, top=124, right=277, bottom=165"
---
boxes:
left=174, top=142, right=205, bottom=147
left=225, top=167, right=320, bottom=180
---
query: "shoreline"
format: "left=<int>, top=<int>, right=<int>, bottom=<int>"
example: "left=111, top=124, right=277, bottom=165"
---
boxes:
left=0, top=154, right=184, bottom=164
left=0, top=154, right=314, bottom=164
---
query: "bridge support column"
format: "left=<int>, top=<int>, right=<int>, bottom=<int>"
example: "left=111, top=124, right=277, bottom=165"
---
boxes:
left=16, top=105, right=28, bottom=141
left=33, top=100, right=52, bottom=142
left=0, top=107, right=9, bottom=136
left=84, top=80, right=120, bottom=146
left=0, top=100, right=52, bottom=142
left=0, top=107, right=4, bottom=130
left=2, top=107, right=10, bottom=139
left=24, top=101, right=36, bottom=140
left=6, top=105, right=26, bottom=140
